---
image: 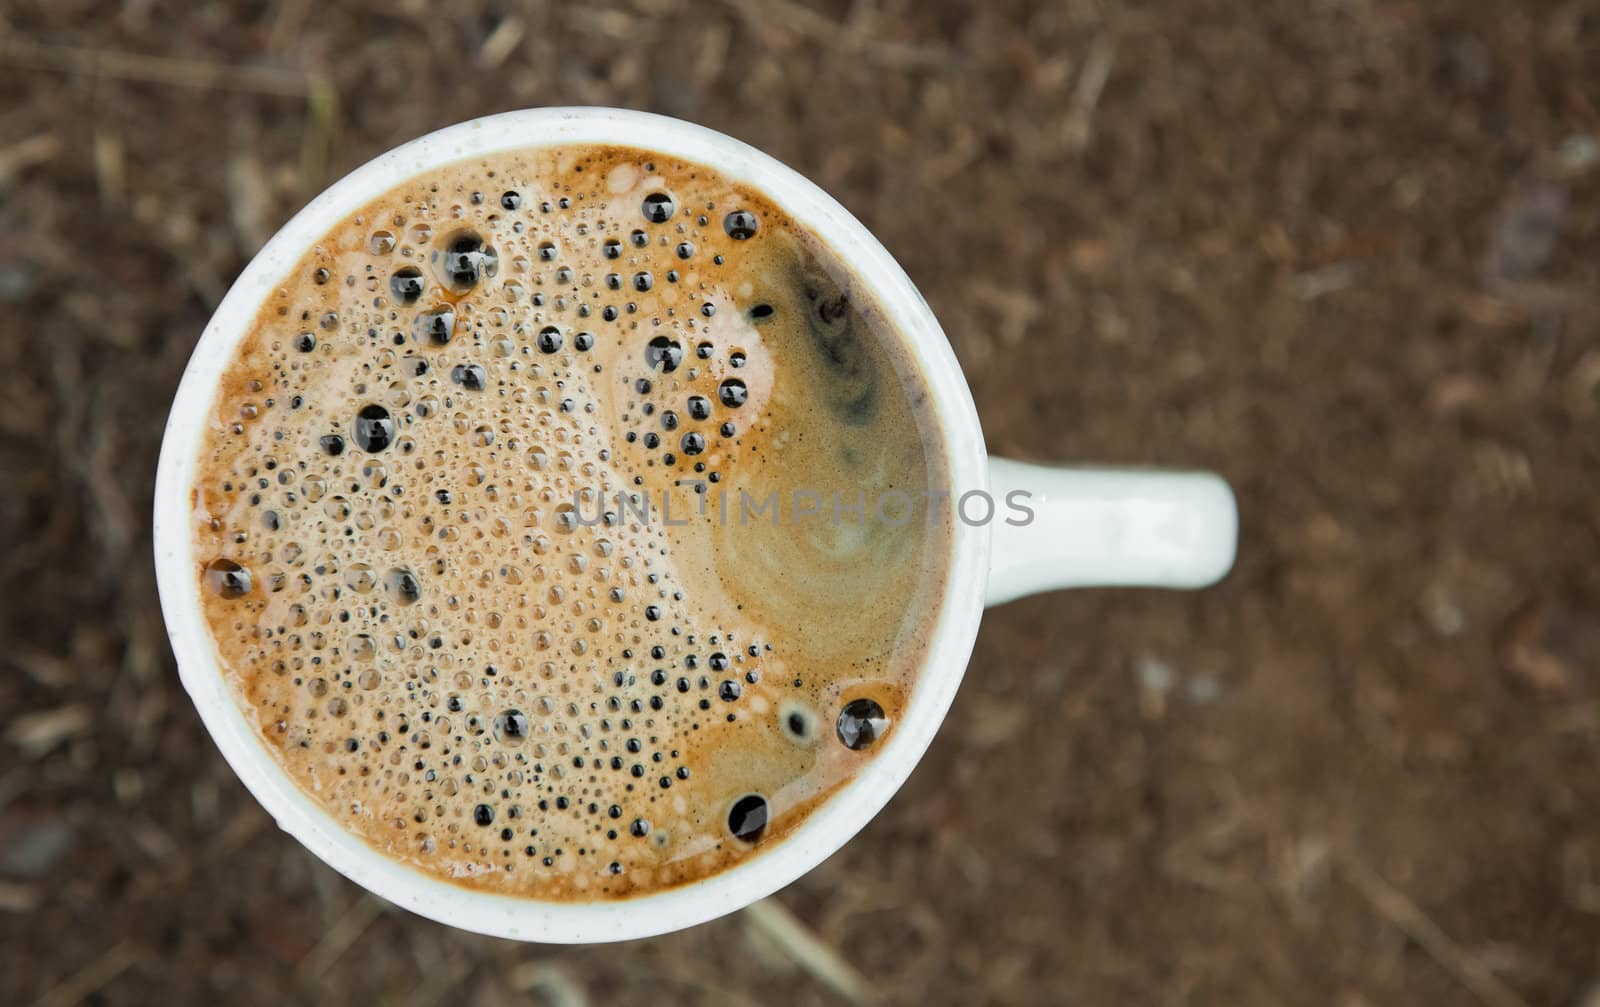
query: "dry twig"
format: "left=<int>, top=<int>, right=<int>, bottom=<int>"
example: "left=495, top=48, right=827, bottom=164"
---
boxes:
left=0, top=133, right=62, bottom=187
left=1340, top=856, right=1529, bottom=1007
left=720, top=0, right=951, bottom=70
left=1063, top=35, right=1117, bottom=151
left=296, top=893, right=388, bottom=979
left=743, top=897, right=880, bottom=1006
left=0, top=38, right=311, bottom=96
left=31, top=940, right=137, bottom=1007
left=478, top=17, right=526, bottom=68
left=7, top=705, right=91, bottom=758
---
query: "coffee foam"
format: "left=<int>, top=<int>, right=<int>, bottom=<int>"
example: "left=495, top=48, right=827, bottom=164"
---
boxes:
left=192, top=144, right=949, bottom=900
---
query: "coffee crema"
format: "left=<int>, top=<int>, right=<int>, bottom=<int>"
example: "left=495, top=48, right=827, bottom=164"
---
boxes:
left=192, top=143, right=949, bottom=900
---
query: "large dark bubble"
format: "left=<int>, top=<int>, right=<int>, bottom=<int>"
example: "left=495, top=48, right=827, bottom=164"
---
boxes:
left=727, top=794, right=768, bottom=842
left=353, top=404, right=393, bottom=452
left=434, top=230, right=498, bottom=292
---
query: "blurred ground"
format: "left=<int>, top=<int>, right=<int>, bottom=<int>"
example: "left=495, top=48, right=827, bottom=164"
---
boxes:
left=3, top=1, right=1600, bottom=1004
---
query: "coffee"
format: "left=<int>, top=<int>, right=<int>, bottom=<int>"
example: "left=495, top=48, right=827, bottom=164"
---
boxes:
left=191, top=143, right=950, bottom=900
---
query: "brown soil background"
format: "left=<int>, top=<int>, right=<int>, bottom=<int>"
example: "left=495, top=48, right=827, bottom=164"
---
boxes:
left=3, top=2, right=1599, bottom=1004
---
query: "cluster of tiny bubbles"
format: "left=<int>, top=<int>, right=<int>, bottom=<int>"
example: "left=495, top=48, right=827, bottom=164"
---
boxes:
left=192, top=154, right=924, bottom=897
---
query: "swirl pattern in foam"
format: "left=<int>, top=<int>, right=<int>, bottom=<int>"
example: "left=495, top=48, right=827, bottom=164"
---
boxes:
left=191, top=144, right=950, bottom=900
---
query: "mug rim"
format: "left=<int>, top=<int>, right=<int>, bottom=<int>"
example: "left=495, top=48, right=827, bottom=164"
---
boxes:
left=152, top=106, right=989, bottom=942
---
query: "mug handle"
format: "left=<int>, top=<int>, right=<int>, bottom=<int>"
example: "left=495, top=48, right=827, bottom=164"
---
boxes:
left=985, top=458, right=1239, bottom=606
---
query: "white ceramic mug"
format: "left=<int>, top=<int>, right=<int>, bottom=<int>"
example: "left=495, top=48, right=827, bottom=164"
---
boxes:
left=153, top=107, right=1237, bottom=943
